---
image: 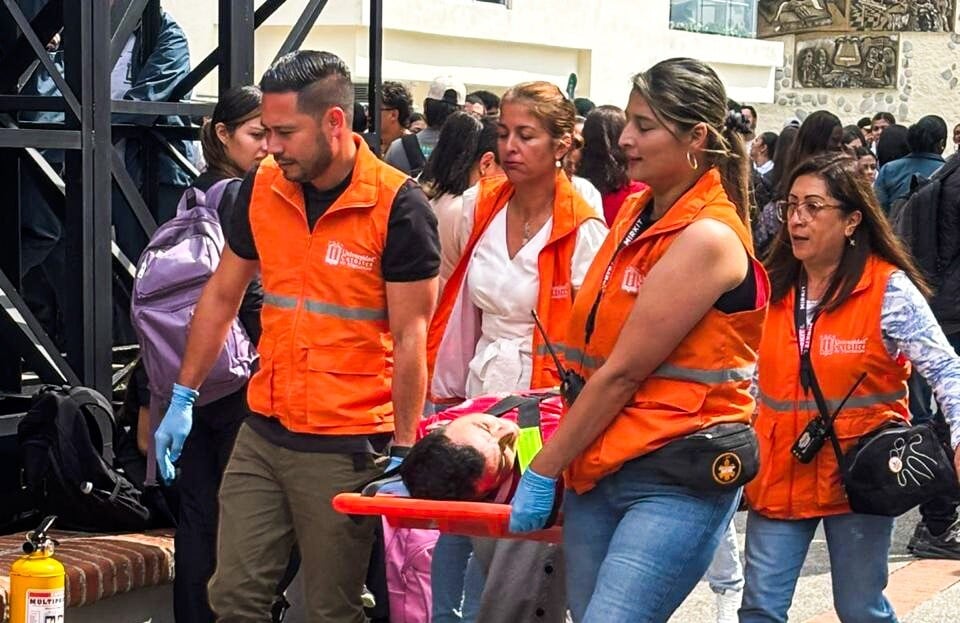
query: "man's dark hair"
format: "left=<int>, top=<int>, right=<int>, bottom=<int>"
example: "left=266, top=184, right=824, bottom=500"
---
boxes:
left=857, top=116, right=872, bottom=129
left=424, top=98, right=458, bottom=129
left=260, top=50, right=354, bottom=125
left=758, top=131, right=778, bottom=159
left=353, top=102, right=368, bottom=133
left=907, top=115, right=947, bottom=155
left=469, top=90, right=500, bottom=114
left=465, top=93, right=485, bottom=107
left=381, top=81, right=413, bottom=127
left=876, top=124, right=909, bottom=167
left=400, top=430, right=485, bottom=500
left=872, top=111, right=896, bottom=125
left=574, top=97, right=596, bottom=118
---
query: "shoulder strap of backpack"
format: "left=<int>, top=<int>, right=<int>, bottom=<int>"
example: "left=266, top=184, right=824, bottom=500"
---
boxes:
left=202, top=178, right=238, bottom=216
left=66, top=386, right=116, bottom=465
left=179, top=187, right=200, bottom=213
left=401, top=133, right=426, bottom=174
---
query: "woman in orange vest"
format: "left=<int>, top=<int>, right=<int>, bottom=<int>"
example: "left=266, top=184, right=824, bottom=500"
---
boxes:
left=426, top=81, right=606, bottom=623
left=508, top=58, right=769, bottom=621
left=739, top=154, right=960, bottom=621
left=427, top=81, right=606, bottom=404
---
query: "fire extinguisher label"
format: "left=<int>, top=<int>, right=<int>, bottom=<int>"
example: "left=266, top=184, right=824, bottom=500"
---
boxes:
left=25, top=587, right=64, bottom=622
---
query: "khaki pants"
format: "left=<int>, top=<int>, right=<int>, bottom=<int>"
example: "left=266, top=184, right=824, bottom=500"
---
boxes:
left=209, top=423, right=381, bottom=622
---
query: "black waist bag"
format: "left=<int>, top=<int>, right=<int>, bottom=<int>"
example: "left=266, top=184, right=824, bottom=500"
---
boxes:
left=840, top=421, right=957, bottom=517
left=634, top=422, right=759, bottom=493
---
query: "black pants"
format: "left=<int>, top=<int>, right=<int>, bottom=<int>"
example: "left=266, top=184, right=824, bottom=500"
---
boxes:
left=914, top=332, right=960, bottom=533
left=174, top=389, right=247, bottom=623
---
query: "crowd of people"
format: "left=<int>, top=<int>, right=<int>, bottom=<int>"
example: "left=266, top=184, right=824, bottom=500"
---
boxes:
left=108, top=41, right=960, bottom=623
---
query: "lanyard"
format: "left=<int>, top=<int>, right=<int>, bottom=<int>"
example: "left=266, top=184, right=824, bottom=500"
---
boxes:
left=793, top=273, right=821, bottom=392
left=584, top=208, right=652, bottom=344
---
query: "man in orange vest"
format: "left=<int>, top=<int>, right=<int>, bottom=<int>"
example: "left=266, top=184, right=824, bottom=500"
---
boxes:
left=153, top=51, right=440, bottom=622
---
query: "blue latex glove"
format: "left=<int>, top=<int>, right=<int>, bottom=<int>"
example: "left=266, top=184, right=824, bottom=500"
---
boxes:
left=509, top=467, right=558, bottom=533
left=154, top=383, right=199, bottom=484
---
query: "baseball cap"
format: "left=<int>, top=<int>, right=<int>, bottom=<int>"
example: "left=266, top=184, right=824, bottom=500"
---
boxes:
left=426, top=75, right=466, bottom=106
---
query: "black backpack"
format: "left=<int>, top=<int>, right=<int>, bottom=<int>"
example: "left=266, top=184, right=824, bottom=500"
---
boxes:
left=18, top=385, right=152, bottom=532
left=400, top=133, right=426, bottom=178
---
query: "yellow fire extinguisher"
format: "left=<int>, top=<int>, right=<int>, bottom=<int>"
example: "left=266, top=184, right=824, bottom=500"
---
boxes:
left=9, top=515, right=65, bottom=623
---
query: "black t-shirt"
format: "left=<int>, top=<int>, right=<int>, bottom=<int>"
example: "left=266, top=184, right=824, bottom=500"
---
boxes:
left=225, top=162, right=440, bottom=451
left=227, top=166, right=441, bottom=283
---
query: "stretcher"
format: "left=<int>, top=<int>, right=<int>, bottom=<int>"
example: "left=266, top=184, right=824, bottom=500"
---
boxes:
left=332, top=493, right=563, bottom=543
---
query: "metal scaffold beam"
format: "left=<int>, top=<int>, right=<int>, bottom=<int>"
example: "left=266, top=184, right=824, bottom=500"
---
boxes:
left=0, top=0, right=383, bottom=404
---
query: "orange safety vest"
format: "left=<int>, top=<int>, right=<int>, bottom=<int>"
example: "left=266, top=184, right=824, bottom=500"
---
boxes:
left=745, top=256, right=910, bottom=519
left=563, top=168, right=768, bottom=494
left=427, top=172, right=602, bottom=402
left=245, top=135, right=408, bottom=435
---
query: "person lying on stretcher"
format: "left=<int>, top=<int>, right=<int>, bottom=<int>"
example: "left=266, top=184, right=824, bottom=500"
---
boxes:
left=399, top=392, right=562, bottom=503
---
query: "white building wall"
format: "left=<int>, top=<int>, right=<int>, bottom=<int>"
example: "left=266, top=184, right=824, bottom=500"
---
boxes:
left=161, top=0, right=782, bottom=108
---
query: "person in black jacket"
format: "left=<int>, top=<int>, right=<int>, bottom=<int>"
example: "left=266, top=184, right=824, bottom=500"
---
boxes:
left=896, top=152, right=960, bottom=560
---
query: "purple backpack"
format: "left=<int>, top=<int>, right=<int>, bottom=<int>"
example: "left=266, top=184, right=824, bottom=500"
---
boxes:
left=131, top=179, right=257, bottom=480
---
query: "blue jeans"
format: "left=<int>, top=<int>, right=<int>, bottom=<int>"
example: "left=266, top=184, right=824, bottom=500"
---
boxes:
left=562, top=459, right=739, bottom=622
left=431, top=534, right=484, bottom=623
left=741, top=511, right=897, bottom=622
left=703, top=517, right=744, bottom=594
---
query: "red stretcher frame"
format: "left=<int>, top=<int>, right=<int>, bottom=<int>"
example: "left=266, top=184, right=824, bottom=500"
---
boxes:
left=332, top=493, right=563, bottom=543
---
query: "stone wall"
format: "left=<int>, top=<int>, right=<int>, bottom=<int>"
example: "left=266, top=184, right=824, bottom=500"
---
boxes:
left=754, top=31, right=960, bottom=134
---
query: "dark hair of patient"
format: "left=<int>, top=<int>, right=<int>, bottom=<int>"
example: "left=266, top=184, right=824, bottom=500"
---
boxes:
left=400, top=429, right=486, bottom=501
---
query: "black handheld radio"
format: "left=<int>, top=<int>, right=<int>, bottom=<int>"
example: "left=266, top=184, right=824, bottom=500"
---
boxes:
left=791, top=372, right=867, bottom=464
left=531, top=310, right=585, bottom=406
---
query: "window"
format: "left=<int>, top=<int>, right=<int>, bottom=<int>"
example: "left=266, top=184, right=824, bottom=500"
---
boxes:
left=669, top=0, right=757, bottom=38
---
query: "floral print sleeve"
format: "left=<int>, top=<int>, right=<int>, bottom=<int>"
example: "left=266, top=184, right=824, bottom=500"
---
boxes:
left=881, top=270, right=960, bottom=449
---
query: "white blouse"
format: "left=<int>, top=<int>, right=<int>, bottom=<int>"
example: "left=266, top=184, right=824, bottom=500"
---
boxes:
left=462, top=204, right=607, bottom=397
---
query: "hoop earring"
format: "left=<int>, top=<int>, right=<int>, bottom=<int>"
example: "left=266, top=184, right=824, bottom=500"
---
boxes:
left=686, top=151, right=698, bottom=170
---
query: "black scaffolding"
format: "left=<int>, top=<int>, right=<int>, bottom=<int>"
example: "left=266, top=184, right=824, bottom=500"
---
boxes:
left=0, top=0, right=384, bottom=406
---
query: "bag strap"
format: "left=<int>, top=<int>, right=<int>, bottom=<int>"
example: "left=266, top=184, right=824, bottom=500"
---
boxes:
left=65, top=386, right=116, bottom=466
left=803, top=367, right=867, bottom=477
left=803, top=367, right=849, bottom=476
left=401, top=133, right=425, bottom=175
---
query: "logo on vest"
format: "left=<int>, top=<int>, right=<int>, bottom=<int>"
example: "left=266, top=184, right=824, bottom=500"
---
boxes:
left=324, top=241, right=376, bottom=272
left=712, top=452, right=742, bottom=485
left=551, top=284, right=571, bottom=299
left=621, top=267, right=644, bottom=294
left=818, top=334, right=867, bottom=356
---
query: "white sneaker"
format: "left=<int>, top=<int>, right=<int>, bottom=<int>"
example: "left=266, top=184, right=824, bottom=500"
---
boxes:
left=715, top=588, right=742, bottom=623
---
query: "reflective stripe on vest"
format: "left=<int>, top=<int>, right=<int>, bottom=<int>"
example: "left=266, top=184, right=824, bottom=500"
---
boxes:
left=558, top=344, right=753, bottom=385
left=558, top=345, right=606, bottom=371
left=651, top=363, right=755, bottom=384
left=263, top=292, right=386, bottom=321
left=759, top=388, right=907, bottom=414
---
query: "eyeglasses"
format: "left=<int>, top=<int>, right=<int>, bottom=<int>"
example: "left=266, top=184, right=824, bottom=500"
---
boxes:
left=776, top=199, right=843, bottom=222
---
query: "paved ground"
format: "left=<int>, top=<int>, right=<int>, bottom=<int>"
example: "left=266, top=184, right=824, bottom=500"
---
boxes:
left=672, top=510, right=960, bottom=622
